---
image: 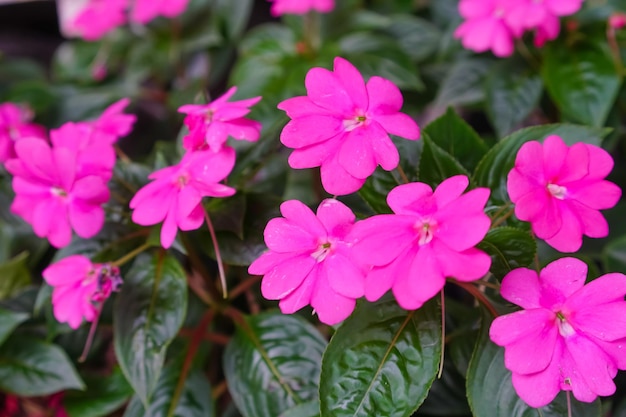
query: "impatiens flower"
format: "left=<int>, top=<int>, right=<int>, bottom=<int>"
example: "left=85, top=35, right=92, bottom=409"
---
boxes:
left=349, top=175, right=491, bottom=310
left=89, top=98, right=136, bottom=144
left=5, top=138, right=110, bottom=248
left=268, top=0, right=335, bottom=16
left=249, top=199, right=366, bottom=325
left=43, top=255, right=122, bottom=329
left=58, top=0, right=127, bottom=41
left=0, top=102, right=46, bottom=163
left=490, top=258, right=626, bottom=407
left=130, top=148, right=236, bottom=248
left=507, top=135, right=621, bottom=252
left=278, top=57, right=420, bottom=195
left=454, top=0, right=516, bottom=57
left=503, top=0, right=583, bottom=37
left=130, top=0, right=190, bottom=24
left=178, top=87, right=262, bottom=152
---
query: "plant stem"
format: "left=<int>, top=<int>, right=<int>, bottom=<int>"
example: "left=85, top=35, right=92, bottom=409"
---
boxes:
left=78, top=302, right=104, bottom=362
left=453, top=280, right=499, bottom=318
left=204, top=210, right=228, bottom=298
left=111, top=241, right=152, bottom=267
left=438, top=290, right=445, bottom=379
left=396, top=165, right=410, bottom=184
left=566, top=390, right=572, bottom=417
left=230, top=275, right=262, bottom=300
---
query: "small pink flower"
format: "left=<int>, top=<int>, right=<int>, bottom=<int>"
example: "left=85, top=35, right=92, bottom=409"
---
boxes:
left=454, top=0, right=516, bottom=57
left=490, top=258, right=626, bottom=407
left=0, top=102, right=46, bottom=163
left=249, top=199, right=366, bottom=325
left=278, top=57, right=420, bottom=195
left=89, top=98, right=136, bottom=144
left=610, top=13, right=626, bottom=30
left=43, top=255, right=122, bottom=329
left=60, top=0, right=128, bottom=41
left=130, top=148, right=236, bottom=248
left=130, top=0, right=190, bottom=24
left=503, top=0, right=583, bottom=37
left=507, top=135, right=621, bottom=253
left=268, top=0, right=335, bottom=16
left=178, top=87, right=262, bottom=152
left=5, top=138, right=110, bottom=248
left=349, top=175, right=491, bottom=310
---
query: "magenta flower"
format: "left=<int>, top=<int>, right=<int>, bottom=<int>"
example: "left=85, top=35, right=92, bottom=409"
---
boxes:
left=610, top=12, right=626, bottom=30
left=490, top=258, right=626, bottom=407
left=178, top=87, right=262, bottom=153
left=507, top=135, right=621, bottom=253
left=43, top=255, right=122, bottom=329
left=0, top=102, right=46, bottom=163
left=454, top=0, right=516, bottom=57
left=503, top=0, right=583, bottom=38
left=130, top=148, right=236, bottom=248
left=278, top=57, right=420, bottom=195
left=349, top=175, right=491, bottom=310
left=249, top=199, right=366, bottom=325
left=268, top=0, right=335, bottom=16
left=60, top=0, right=127, bottom=41
left=130, top=0, right=190, bottom=24
left=89, top=98, right=136, bottom=144
left=5, top=138, right=110, bottom=248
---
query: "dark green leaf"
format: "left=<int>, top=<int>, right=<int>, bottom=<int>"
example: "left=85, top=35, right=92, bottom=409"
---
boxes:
left=467, top=311, right=602, bottom=417
left=223, top=312, right=326, bottom=417
left=485, top=61, right=543, bottom=138
left=433, top=58, right=493, bottom=110
left=542, top=35, right=621, bottom=127
left=204, top=194, right=247, bottom=239
left=0, top=307, right=29, bottom=347
left=473, top=124, right=608, bottom=205
left=477, top=227, right=537, bottom=280
left=423, top=108, right=488, bottom=173
left=0, top=336, right=84, bottom=396
left=280, top=401, right=321, bottom=417
left=385, top=15, right=441, bottom=62
left=114, top=253, right=188, bottom=407
left=602, top=235, right=626, bottom=272
left=320, top=297, right=441, bottom=417
left=418, top=134, right=469, bottom=188
left=0, top=252, right=31, bottom=300
left=416, top=363, right=469, bottom=416
left=64, top=368, right=133, bottom=417
left=213, top=0, right=254, bottom=41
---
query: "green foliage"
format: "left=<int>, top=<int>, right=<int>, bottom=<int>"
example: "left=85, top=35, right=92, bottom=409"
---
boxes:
left=64, top=369, right=133, bottom=417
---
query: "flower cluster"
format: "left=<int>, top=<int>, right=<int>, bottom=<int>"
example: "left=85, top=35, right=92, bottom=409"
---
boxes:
left=454, top=0, right=584, bottom=57
left=4, top=99, right=136, bottom=248
left=490, top=258, right=626, bottom=406
left=57, top=0, right=190, bottom=40
left=268, top=0, right=335, bottom=16
left=43, top=255, right=123, bottom=329
left=130, top=89, right=261, bottom=248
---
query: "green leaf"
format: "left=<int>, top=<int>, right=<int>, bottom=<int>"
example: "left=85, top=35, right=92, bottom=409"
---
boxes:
left=0, top=336, right=84, bottom=396
left=223, top=312, right=326, bottom=417
left=466, top=311, right=602, bottom=417
left=542, top=35, right=621, bottom=127
left=0, top=252, right=31, bottom=300
left=64, top=368, right=133, bottom=417
left=418, top=134, right=469, bottom=188
left=114, top=253, right=188, bottom=407
left=485, top=61, right=543, bottom=138
left=280, top=401, right=321, bottom=417
left=0, top=307, right=29, bottom=347
left=213, top=0, right=254, bottom=41
left=384, top=15, right=441, bottom=62
left=204, top=194, right=247, bottom=239
left=473, top=124, right=608, bottom=205
left=477, top=227, right=537, bottom=280
left=358, top=168, right=398, bottom=214
left=433, top=58, right=494, bottom=110
left=416, top=363, right=469, bottom=416
left=602, top=235, right=626, bottom=272
left=319, top=296, right=442, bottom=417
left=123, top=363, right=214, bottom=417
left=423, top=108, right=489, bottom=173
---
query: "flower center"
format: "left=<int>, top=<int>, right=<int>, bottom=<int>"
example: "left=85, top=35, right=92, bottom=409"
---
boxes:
left=176, top=173, right=190, bottom=188
left=311, top=241, right=332, bottom=263
left=415, top=219, right=438, bottom=246
left=343, top=112, right=367, bottom=131
left=51, top=186, right=68, bottom=198
left=204, top=109, right=215, bottom=123
left=556, top=311, right=575, bottom=337
left=547, top=183, right=567, bottom=200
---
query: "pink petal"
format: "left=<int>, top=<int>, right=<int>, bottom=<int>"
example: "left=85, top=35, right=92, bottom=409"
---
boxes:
left=349, top=214, right=415, bottom=266
left=526, top=194, right=562, bottom=240
left=277, top=96, right=333, bottom=118
left=305, top=67, right=355, bottom=116
left=458, top=0, right=495, bottom=18
left=264, top=218, right=318, bottom=253
left=177, top=186, right=202, bottom=219
left=541, top=135, right=568, bottom=180
left=437, top=244, right=491, bottom=282
left=12, top=177, right=49, bottom=197
left=52, top=285, right=93, bottom=329
left=514, top=141, right=546, bottom=186
left=393, top=245, right=444, bottom=309
left=510, top=340, right=563, bottom=408
left=571, top=302, right=626, bottom=342
left=333, top=57, right=368, bottom=110
left=311, top=266, right=357, bottom=325
left=280, top=199, right=326, bottom=238
left=316, top=198, right=355, bottom=238
left=68, top=202, right=105, bottom=239
left=557, top=142, right=589, bottom=183
left=319, top=154, right=366, bottom=195
left=160, top=209, right=179, bottom=249
left=280, top=116, right=343, bottom=148
left=288, top=141, right=336, bottom=169
left=569, top=201, right=608, bottom=238
left=501, top=314, right=559, bottom=374
left=323, top=252, right=365, bottom=298
left=43, top=255, right=92, bottom=286
left=432, top=175, right=468, bottom=208
left=507, top=168, right=539, bottom=203
left=260, top=254, right=317, bottom=299
left=14, top=138, right=55, bottom=182
left=224, top=118, right=261, bottom=142
left=373, top=113, right=420, bottom=140
left=565, top=334, right=617, bottom=397
left=187, top=147, right=236, bottom=183
left=278, top=272, right=316, bottom=314
left=249, top=251, right=293, bottom=275
left=366, top=76, right=403, bottom=115
left=543, top=203, right=583, bottom=253
left=500, top=267, right=542, bottom=309
left=72, top=176, right=110, bottom=203
left=565, top=272, right=626, bottom=309
left=338, top=128, right=378, bottom=179
left=52, top=147, right=77, bottom=191
left=490, top=308, right=554, bottom=346
left=546, top=0, right=583, bottom=15
left=177, top=204, right=204, bottom=232
left=584, top=144, right=614, bottom=180
left=568, top=181, right=621, bottom=210
left=130, top=182, right=173, bottom=226
left=368, top=122, right=400, bottom=171
left=364, top=260, right=400, bottom=302
left=434, top=188, right=491, bottom=251
left=386, top=182, right=434, bottom=215
left=539, top=257, right=587, bottom=309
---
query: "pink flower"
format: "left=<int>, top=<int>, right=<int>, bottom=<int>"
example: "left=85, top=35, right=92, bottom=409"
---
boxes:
left=130, top=148, right=236, bottom=248
left=454, top=0, right=516, bottom=57
left=178, top=87, right=262, bottom=153
left=503, top=0, right=583, bottom=37
left=0, top=102, right=46, bottom=163
left=349, top=175, right=491, bottom=310
left=249, top=199, right=365, bottom=325
left=490, top=258, right=626, bottom=407
left=59, top=0, right=128, bottom=41
left=5, top=138, right=110, bottom=248
left=278, top=57, right=420, bottom=195
left=507, top=135, right=621, bottom=253
left=609, top=13, right=626, bottom=30
left=130, top=0, right=190, bottom=24
left=89, top=98, right=136, bottom=144
left=268, top=0, right=335, bottom=16
left=43, top=255, right=122, bottom=329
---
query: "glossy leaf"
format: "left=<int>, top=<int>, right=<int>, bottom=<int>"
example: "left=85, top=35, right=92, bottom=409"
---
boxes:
left=320, top=297, right=441, bottom=417
left=64, top=368, right=133, bottom=417
left=359, top=168, right=398, bottom=214
left=385, top=15, right=441, bottom=62
left=473, top=124, right=608, bottom=205
left=466, top=311, right=602, bottom=417
left=433, top=58, right=494, bottom=110
left=223, top=312, right=326, bottom=417
left=542, top=35, right=621, bottom=127
left=418, top=134, right=470, bottom=188
left=0, top=336, right=84, bottom=396
left=477, top=227, right=536, bottom=280
left=602, top=235, right=626, bottom=273
left=280, top=401, right=321, bottom=417
left=114, top=253, right=188, bottom=407
left=0, top=307, right=29, bottom=347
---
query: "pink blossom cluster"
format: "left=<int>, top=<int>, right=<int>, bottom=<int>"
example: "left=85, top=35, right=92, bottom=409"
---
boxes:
left=249, top=176, right=492, bottom=325
left=57, top=0, right=190, bottom=41
left=3, top=99, right=135, bottom=248
left=130, top=88, right=262, bottom=248
left=268, top=0, right=335, bottom=16
left=454, top=0, right=584, bottom=57
left=43, top=255, right=123, bottom=329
